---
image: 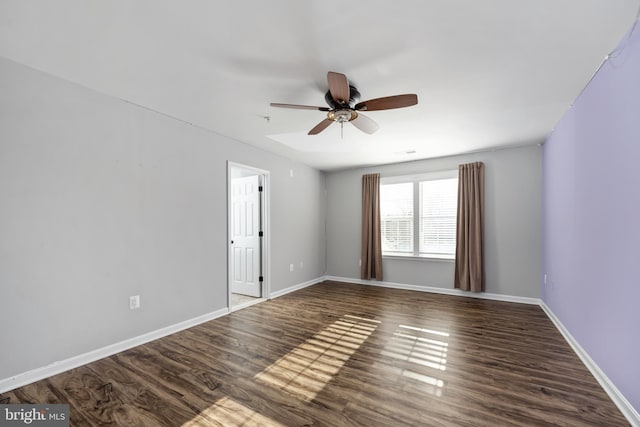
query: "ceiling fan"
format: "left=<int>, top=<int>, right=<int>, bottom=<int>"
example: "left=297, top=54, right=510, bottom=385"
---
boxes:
left=270, top=71, right=418, bottom=136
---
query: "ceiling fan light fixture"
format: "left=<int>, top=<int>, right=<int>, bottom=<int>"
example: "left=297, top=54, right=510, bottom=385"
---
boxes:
left=328, top=109, right=358, bottom=123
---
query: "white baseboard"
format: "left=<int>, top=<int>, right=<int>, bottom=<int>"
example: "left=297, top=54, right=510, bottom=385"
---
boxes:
left=269, top=276, right=326, bottom=299
left=326, top=276, right=639, bottom=425
left=0, top=276, right=325, bottom=394
left=539, top=302, right=640, bottom=426
left=324, top=275, right=541, bottom=305
left=3, top=277, right=636, bottom=425
left=0, top=307, right=229, bottom=394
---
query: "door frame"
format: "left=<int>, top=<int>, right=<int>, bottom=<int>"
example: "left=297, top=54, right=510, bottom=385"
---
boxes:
left=227, top=161, right=270, bottom=310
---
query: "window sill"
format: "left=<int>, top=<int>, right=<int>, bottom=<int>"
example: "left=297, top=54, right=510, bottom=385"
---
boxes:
left=382, top=254, right=455, bottom=262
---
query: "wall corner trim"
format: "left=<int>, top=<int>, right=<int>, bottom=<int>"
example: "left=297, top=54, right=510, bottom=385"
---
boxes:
left=0, top=307, right=229, bottom=394
left=539, top=302, right=640, bottom=426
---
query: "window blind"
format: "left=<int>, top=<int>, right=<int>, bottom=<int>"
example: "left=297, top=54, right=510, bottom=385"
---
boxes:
left=419, top=178, right=458, bottom=256
left=380, top=182, right=413, bottom=253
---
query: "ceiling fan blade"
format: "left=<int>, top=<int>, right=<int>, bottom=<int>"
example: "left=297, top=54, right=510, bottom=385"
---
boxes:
left=355, top=94, right=418, bottom=111
left=327, top=71, right=350, bottom=103
left=270, top=103, right=330, bottom=111
left=351, top=113, right=379, bottom=134
left=308, top=119, right=334, bottom=135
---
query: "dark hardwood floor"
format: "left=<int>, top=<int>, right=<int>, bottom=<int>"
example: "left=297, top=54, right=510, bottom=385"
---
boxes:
left=0, top=281, right=629, bottom=426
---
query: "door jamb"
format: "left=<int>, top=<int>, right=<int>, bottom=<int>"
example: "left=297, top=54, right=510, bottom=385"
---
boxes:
left=227, top=161, right=270, bottom=310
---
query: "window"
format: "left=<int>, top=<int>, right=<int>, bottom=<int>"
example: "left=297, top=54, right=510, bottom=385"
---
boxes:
left=380, top=172, right=458, bottom=258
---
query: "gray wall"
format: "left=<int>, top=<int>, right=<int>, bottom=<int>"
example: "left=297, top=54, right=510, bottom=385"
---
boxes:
left=326, top=145, right=542, bottom=298
left=0, top=57, right=326, bottom=381
left=0, top=55, right=541, bottom=382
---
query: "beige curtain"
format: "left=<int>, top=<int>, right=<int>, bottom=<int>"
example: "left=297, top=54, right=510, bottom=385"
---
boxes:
left=361, top=173, right=383, bottom=280
left=455, top=162, right=485, bottom=292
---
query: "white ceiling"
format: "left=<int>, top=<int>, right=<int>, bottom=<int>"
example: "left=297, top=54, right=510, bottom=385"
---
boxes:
left=1, top=1, right=638, bottom=171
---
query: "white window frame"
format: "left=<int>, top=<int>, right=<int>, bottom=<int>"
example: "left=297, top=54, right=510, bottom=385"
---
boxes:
left=381, top=170, right=458, bottom=261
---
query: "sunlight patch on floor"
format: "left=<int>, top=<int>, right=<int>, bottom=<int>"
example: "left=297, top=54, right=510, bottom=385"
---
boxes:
left=184, top=314, right=380, bottom=424
left=182, top=397, right=286, bottom=427
left=255, top=314, right=380, bottom=401
left=382, top=324, right=449, bottom=396
left=399, top=324, right=450, bottom=337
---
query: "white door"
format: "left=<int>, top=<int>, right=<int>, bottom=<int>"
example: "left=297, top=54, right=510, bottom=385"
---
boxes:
left=231, top=175, right=261, bottom=297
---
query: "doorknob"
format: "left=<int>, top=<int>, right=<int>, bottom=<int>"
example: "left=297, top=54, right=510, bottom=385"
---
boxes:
left=231, top=240, right=234, bottom=244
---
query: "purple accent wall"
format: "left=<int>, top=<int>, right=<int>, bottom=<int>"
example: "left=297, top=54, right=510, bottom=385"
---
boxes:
left=543, top=23, right=640, bottom=414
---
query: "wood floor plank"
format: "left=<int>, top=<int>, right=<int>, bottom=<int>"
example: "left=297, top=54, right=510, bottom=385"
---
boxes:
left=0, top=281, right=629, bottom=426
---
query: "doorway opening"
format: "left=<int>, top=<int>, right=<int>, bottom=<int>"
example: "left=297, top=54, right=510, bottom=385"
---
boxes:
left=227, top=162, right=270, bottom=311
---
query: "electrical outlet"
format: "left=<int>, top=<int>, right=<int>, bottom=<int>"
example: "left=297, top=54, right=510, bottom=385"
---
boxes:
left=289, top=169, right=294, bottom=177
left=289, top=263, right=294, bottom=272
left=544, top=274, right=547, bottom=285
left=359, top=259, right=362, bottom=267
left=130, top=295, right=140, bottom=310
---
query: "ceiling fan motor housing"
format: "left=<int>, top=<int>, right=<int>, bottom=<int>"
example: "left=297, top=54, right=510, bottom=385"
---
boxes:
left=324, top=85, right=361, bottom=109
